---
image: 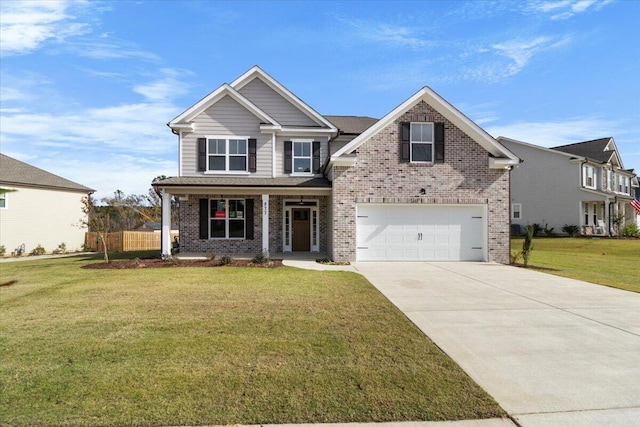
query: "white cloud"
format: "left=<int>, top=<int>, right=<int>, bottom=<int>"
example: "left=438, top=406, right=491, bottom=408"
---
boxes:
left=528, top=0, right=615, bottom=20
left=0, top=0, right=91, bottom=56
left=133, top=69, right=193, bottom=102
left=492, top=35, right=572, bottom=76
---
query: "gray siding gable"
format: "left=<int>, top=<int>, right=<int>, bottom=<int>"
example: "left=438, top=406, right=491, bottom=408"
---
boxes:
left=238, top=78, right=320, bottom=127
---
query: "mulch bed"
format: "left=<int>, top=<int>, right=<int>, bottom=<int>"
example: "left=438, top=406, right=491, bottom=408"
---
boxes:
left=83, top=258, right=283, bottom=269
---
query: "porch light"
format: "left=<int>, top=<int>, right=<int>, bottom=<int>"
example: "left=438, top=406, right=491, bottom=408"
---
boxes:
left=419, top=188, right=426, bottom=196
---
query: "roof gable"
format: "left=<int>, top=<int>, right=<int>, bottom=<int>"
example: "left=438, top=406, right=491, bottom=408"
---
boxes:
left=231, top=66, right=336, bottom=130
left=551, top=137, right=624, bottom=167
left=0, top=154, right=93, bottom=192
left=168, top=83, right=279, bottom=129
left=332, top=87, right=519, bottom=168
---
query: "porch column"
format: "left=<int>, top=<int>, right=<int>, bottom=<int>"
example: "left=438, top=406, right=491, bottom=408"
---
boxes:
left=161, top=190, right=172, bottom=257
left=262, top=194, right=269, bottom=256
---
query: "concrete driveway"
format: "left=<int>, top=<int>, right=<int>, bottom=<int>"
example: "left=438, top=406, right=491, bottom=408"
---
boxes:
left=353, top=262, right=640, bottom=427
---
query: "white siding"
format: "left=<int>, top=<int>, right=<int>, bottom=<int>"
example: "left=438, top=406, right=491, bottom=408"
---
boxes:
left=182, top=95, right=272, bottom=177
left=502, top=140, right=588, bottom=232
left=0, top=186, right=88, bottom=254
left=238, top=78, right=320, bottom=127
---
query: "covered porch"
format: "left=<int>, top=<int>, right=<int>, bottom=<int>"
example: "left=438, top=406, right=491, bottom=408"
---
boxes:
left=581, top=198, right=636, bottom=236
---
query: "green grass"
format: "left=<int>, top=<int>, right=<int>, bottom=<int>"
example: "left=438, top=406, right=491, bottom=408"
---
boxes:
left=511, top=237, right=640, bottom=293
left=0, top=254, right=503, bottom=426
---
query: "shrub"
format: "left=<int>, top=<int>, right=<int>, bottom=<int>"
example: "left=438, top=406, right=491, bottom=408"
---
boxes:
left=251, top=251, right=269, bottom=264
left=562, top=224, right=580, bottom=237
left=522, top=225, right=534, bottom=267
left=0, top=245, right=5, bottom=256
left=29, top=244, right=46, bottom=256
left=621, top=223, right=639, bottom=238
left=543, top=223, right=554, bottom=236
left=530, top=223, right=544, bottom=237
left=53, top=242, right=67, bottom=254
left=218, top=255, right=232, bottom=265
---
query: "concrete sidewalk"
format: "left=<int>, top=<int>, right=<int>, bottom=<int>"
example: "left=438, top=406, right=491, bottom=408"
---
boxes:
left=353, top=262, right=640, bottom=427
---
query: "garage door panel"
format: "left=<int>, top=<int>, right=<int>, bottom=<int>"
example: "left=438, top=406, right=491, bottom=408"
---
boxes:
left=356, top=204, right=486, bottom=262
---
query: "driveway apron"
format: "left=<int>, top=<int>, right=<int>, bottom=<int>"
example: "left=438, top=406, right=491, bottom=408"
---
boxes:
left=353, top=262, right=640, bottom=427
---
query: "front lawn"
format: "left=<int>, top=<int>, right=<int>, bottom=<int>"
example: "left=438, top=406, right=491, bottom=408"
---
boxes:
left=0, top=254, right=503, bottom=426
left=511, top=237, right=640, bottom=293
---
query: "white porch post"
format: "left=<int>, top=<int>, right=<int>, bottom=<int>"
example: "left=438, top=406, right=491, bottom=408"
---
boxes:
left=262, top=194, right=269, bottom=256
left=161, top=190, right=172, bottom=257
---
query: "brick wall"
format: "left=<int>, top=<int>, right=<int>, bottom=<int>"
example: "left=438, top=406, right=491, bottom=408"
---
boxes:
left=331, top=100, right=511, bottom=263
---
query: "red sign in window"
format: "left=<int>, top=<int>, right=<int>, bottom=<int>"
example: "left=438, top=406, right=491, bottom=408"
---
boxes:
left=214, top=211, right=225, bottom=218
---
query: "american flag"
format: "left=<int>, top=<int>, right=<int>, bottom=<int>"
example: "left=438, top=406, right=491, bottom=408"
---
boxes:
left=631, top=199, right=640, bottom=215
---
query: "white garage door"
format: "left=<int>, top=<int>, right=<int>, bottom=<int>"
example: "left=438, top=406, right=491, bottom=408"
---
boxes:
left=356, top=204, right=486, bottom=261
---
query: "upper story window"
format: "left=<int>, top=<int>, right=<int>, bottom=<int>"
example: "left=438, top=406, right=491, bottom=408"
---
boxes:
left=606, top=170, right=614, bottom=191
left=410, top=123, right=434, bottom=162
left=0, top=191, right=7, bottom=209
left=197, top=137, right=256, bottom=174
left=583, top=165, right=596, bottom=189
left=208, top=138, right=247, bottom=172
left=617, top=175, right=630, bottom=195
left=293, top=141, right=312, bottom=173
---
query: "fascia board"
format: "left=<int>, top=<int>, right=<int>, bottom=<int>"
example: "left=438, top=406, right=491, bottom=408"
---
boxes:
left=498, top=137, right=583, bottom=161
left=277, top=127, right=337, bottom=135
left=169, top=84, right=280, bottom=128
left=334, top=87, right=519, bottom=163
left=231, top=66, right=338, bottom=132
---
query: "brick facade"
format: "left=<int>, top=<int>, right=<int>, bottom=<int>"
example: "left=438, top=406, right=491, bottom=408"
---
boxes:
left=331, top=100, right=511, bottom=263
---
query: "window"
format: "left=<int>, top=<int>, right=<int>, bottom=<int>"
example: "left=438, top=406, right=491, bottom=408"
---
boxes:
left=583, top=165, right=596, bottom=189
left=0, top=191, right=6, bottom=209
left=292, top=141, right=312, bottom=173
left=410, top=122, right=434, bottom=162
left=584, top=203, right=590, bottom=225
left=616, top=175, right=630, bottom=194
left=209, top=199, right=245, bottom=239
left=511, top=203, right=522, bottom=220
left=607, top=170, right=614, bottom=191
left=207, top=137, right=247, bottom=172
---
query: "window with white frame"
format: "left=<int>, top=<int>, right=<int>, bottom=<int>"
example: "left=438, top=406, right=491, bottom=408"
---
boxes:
left=0, top=191, right=6, bottom=209
left=583, top=165, right=596, bottom=189
left=207, top=137, right=247, bottom=172
left=511, top=203, right=522, bottom=220
left=607, top=170, right=614, bottom=191
left=209, top=199, right=245, bottom=239
left=410, top=123, right=434, bottom=162
left=292, top=141, right=312, bottom=174
left=615, top=175, right=630, bottom=194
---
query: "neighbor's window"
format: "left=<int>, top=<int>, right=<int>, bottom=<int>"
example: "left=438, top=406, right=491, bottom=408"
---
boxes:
left=583, top=165, right=596, bottom=189
left=209, top=199, right=245, bottom=239
left=511, top=203, right=522, bottom=220
left=615, top=175, right=630, bottom=194
left=607, top=170, right=614, bottom=191
left=207, top=138, right=247, bottom=172
left=292, top=141, right=312, bottom=173
left=410, top=122, right=434, bottom=162
left=0, top=191, right=6, bottom=209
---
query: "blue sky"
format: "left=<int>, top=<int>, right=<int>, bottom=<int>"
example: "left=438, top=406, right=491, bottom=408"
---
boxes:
left=1, top=0, right=638, bottom=199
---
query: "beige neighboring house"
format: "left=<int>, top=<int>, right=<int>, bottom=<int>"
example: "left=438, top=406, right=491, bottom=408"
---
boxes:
left=0, top=153, right=94, bottom=255
left=153, top=66, right=520, bottom=263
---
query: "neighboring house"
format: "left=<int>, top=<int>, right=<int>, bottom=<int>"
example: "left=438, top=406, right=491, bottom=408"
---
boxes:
left=498, top=137, right=639, bottom=236
left=0, top=154, right=94, bottom=254
left=153, top=66, right=519, bottom=263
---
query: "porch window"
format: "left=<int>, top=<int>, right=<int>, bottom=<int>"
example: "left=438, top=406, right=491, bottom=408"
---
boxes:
left=210, top=199, right=245, bottom=239
left=511, top=203, right=522, bottom=220
left=207, top=137, right=247, bottom=172
left=584, top=203, right=589, bottom=225
left=583, top=165, right=596, bottom=189
left=410, top=122, right=434, bottom=162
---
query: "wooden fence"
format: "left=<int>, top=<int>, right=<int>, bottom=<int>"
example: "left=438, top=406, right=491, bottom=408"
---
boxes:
left=85, top=231, right=179, bottom=252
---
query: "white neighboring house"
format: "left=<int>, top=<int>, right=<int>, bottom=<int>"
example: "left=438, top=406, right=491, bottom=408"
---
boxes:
left=0, top=154, right=94, bottom=255
left=498, top=137, right=639, bottom=236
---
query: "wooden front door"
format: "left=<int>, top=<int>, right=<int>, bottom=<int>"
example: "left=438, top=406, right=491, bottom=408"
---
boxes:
left=292, top=208, right=311, bottom=251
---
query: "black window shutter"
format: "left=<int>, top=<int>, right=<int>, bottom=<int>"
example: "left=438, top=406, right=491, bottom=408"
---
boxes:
left=312, top=141, right=321, bottom=173
left=197, top=138, right=207, bottom=172
left=284, top=140, right=292, bottom=173
left=434, top=122, right=445, bottom=163
left=245, top=198, right=254, bottom=240
left=248, top=138, right=257, bottom=172
left=199, top=198, right=209, bottom=239
left=400, top=122, right=411, bottom=162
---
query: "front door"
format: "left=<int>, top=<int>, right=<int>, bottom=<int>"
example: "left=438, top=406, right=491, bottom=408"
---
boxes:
left=292, top=208, right=310, bottom=251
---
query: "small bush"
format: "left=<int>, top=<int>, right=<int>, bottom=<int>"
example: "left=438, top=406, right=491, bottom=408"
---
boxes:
left=207, top=253, right=216, bottom=261
left=29, top=244, right=46, bottom=256
left=562, top=224, right=580, bottom=237
left=543, top=223, right=554, bottom=236
left=0, top=245, right=6, bottom=256
left=218, top=255, right=232, bottom=265
left=53, top=242, right=67, bottom=254
left=510, top=251, right=523, bottom=265
left=251, top=251, right=269, bottom=264
left=530, top=223, right=544, bottom=237
left=621, top=223, right=639, bottom=238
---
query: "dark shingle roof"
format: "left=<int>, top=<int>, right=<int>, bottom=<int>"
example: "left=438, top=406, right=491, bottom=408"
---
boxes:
left=324, top=115, right=378, bottom=135
left=153, top=176, right=331, bottom=188
left=550, top=138, right=614, bottom=163
left=0, top=153, right=94, bottom=192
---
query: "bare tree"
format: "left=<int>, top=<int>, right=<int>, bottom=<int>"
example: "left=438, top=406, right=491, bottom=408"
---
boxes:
left=80, top=194, right=111, bottom=263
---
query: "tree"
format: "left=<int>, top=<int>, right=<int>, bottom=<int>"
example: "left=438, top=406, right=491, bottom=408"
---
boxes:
left=80, top=194, right=111, bottom=263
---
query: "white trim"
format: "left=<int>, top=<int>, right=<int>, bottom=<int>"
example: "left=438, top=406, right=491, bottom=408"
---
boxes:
left=169, top=84, right=280, bottom=129
left=282, top=199, right=320, bottom=252
left=511, top=203, right=522, bottom=220
left=204, top=135, right=250, bottom=173
left=291, top=139, right=313, bottom=175
left=230, top=66, right=338, bottom=131
left=161, top=190, right=172, bottom=256
left=208, top=198, right=247, bottom=240
left=178, top=130, right=183, bottom=176
left=333, top=87, right=519, bottom=165
left=262, top=194, right=269, bottom=255
left=270, top=131, right=277, bottom=178
left=409, top=122, right=434, bottom=164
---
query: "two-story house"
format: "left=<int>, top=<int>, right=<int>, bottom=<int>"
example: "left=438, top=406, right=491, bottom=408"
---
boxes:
left=498, top=137, right=638, bottom=236
left=153, top=66, right=520, bottom=263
